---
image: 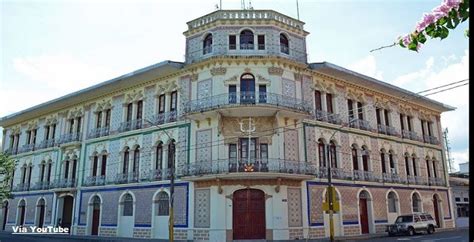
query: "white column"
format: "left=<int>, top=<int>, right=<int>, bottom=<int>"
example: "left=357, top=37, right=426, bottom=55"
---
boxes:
left=357, top=148, right=363, bottom=171
left=165, top=93, right=171, bottom=113
left=321, top=92, right=327, bottom=113
left=132, top=102, right=138, bottom=120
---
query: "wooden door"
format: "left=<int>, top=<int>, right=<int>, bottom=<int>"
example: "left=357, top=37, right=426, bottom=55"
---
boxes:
left=38, top=205, right=45, bottom=228
left=91, top=206, right=100, bottom=235
left=233, top=189, right=265, bottom=240
left=62, top=196, right=73, bottom=232
left=359, top=198, right=369, bottom=234
left=2, top=202, right=8, bottom=230
left=433, top=196, right=441, bottom=227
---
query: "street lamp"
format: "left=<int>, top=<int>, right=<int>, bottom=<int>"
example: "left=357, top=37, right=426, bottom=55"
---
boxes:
left=144, top=119, right=176, bottom=242
left=325, top=117, right=357, bottom=242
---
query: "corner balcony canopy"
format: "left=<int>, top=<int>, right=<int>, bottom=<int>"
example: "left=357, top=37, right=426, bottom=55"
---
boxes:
left=183, top=92, right=313, bottom=119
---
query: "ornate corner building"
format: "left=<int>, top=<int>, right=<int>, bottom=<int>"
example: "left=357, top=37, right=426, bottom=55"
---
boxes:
left=0, top=9, right=456, bottom=240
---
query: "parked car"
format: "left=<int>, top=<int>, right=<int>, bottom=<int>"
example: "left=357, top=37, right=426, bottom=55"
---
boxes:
left=386, top=213, right=437, bottom=236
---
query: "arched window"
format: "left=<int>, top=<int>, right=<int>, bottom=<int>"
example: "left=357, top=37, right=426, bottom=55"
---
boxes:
left=412, top=193, right=421, bottom=212
left=412, top=154, right=418, bottom=176
left=351, top=145, right=358, bottom=170
left=387, top=192, right=398, bottom=213
left=380, top=150, right=386, bottom=173
left=156, top=142, right=163, bottom=170
left=17, top=200, right=26, bottom=226
left=167, top=140, right=176, bottom=170
left=156, top=192, right=170, bottom=216
left=92, top=196, right=101, bottom=209
left=240, top=29, right=254, bottom=49
left=101, top=154, right=107, bottom=176
left=133, top=146, right=140, bottom=173
left=362, top=146, right=369, bottom=171
left=203, top=34, right=213, bottom=54
left=240, top=73, right=256, bottom=104
left=329, top=141, right=337, bottom=168
left=318, top=139, right=326, bottom=167
left=280, top=33, right=289, bottom=54
left=122, top=194, right=133, bottom=216
left=123, top=147, right=129, bottom=174
left=389, top=151, right=395, bottom=173
left=92, top=155, right=99, bottom=177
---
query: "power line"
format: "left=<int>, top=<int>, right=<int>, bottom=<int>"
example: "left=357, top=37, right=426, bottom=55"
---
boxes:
left=416, top=79, right=469, bottom=94
left=423, top=83, right=469, bottom=97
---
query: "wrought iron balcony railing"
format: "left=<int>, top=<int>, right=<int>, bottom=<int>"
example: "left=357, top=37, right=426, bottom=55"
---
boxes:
left=181, top=159, right=317, bottom=177
left=314, top=110, right=342, bottom=125
left=142, top=168, right=172, bottom=181
left=184, top=92, right=313, bottom=114
left=19, top=144, right=35, bottom=153
left=51, top=178, right=76, bottom=189
left=353, top=170, right=377, bottom=182
left=423, top=135, right=440, bottom=145
left=88, top=127, right=110, bottom=139
left=4, top=148, right=19, bottom=156
left=349, top=119, right=372, bottom=131
left=377, top=124, right=399, bottom=136
left=118, top=119, right=143, bottom=133
left=58, top=132, right=82, bottom=145
left=12, top=183, right=30, bottom=192
left=150, top=111, right=178, bottom=126
left=428, top=177, right=445, bottom=186
left=381, top=173, right=401, bottom=183
left=113, top=172, right=140, bottom=184
left=402, top=130, right=422, bottom=142
left=30, top=181, right=51, bottom=191
left=37, top=139, right=56, bottom=149
left=84, top=175, right=107, bottom=186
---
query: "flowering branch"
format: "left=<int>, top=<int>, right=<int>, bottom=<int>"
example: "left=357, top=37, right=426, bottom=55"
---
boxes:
left=370, top=0, right=469, bottom=52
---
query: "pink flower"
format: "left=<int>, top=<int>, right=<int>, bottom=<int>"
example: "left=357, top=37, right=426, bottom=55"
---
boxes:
left=416, top=42, right=423, bottom=51
left=415, top=13, right=437, bottom=32
left=402, top=34, right=412, bottom=46
left=444, top=0, right=461, bottom=9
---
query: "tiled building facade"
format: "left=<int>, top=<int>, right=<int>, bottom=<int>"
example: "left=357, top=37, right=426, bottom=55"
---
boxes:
left=0, top=9, right=455, bottom=241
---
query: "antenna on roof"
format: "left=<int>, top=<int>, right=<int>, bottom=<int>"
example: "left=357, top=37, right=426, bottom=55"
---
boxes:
left=296, top=0, right=300, bottom=20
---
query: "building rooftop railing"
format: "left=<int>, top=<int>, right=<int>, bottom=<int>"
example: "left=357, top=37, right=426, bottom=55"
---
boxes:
left=184, top=92, right=313, bottom=115
left=187, top=10, right=305, bottom=31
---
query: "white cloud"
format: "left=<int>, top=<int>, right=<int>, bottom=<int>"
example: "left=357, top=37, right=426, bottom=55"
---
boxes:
left=390, top=49, right=469, bottom=167
left=348, top=55, right=384, bottom=80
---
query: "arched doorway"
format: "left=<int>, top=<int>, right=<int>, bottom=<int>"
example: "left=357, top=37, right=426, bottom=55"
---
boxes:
left=1, top=201, right=8, bottom=230
left=358, top=191, right=372, bottom=234
left=59, top=196, right=74, bottom=232
left=90, top=196, right=101, bottom=235
left=240, top=73, right=255, bottom=104
left=323, top=188, right=342, bottom=237
left=233, top=189, right=265, bottom=240
left=17, top=200, right=26, bottom=226
left=36, top=198, right=46, bottom=228
left=152, top=191, right=170, bottom=239
left=433, top=194, right=442, bottom=228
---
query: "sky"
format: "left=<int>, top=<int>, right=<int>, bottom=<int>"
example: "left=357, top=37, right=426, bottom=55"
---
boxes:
left=0, top=0, right=469, bottom=171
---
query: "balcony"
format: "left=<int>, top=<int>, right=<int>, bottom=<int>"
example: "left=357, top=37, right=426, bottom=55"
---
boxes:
left=83, top=176, right=107, bottom=186
left=423, top=135, right=440, bottom=145
left=150, top=111, right=178, bottom=126
left=58, top=132, right=82, bottom=145
left=51, top=178, right=76, bottom=189
left=353, top=170, right=377, bottom=182
left=37, top=139, right=56, bottom=149
left=3, top=148, right=19, bottom=156
left=382, top=173, right=401, bottom=183
left=181, top=159, right=317, bottom=180
left=314, top=110, right=342, bottom=125
left=118, top=119, right=143, bottom=133
left=349, top=119, right=372, bottom=131
left=377, top=124, right=399, bottom=137
left=30, top=181, right=51, bottom=191
left=88, top=127, right=110, bottom=139
left=19, top=144, right=35, bottom=153
left=402, top=130, right=422, bottom=142
left=113, top=172, right=140, bottom=184
left=183, top=92, right=312, bottom=118
left=12, top=183, right=30, bottom=192
left=428, top=177, right=445, bottom=186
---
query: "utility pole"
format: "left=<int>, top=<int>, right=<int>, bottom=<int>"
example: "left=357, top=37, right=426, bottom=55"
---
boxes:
left=443, top=128, right=453, bottom=173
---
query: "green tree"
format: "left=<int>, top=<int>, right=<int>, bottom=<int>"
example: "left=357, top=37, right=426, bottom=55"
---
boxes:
left=0, top=152, right=16, bottom=201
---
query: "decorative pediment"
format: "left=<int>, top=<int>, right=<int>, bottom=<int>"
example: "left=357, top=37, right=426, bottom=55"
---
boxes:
left=10, top=126, right=21, bottom=135
left=45, top=115, right=58, bottom=125
left=313, top=78, right=336, bottom=94
left=25, top=120, right=38, bottom=130
left=124, top=90, right=144, bottom=103
left=67, top=107, right=84, bottom=119
left=210, top=67, right=227, bottom=76
left=190, top=73, right=199, bottom=82
left=257, top=75, right=271, bottom=86
left=346, top=88, right=366, bottom=103
left=95, top=99, right=112, bottom=112
left=157, top=81, right=179, bottom=95
left=268, top=67, right=283, bottom=76
left=374, top=96, right=391, bottom=109
left=223, top=75, right=238, bottom=86
left=399, top=104, right=414, bottom=116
